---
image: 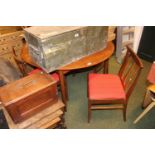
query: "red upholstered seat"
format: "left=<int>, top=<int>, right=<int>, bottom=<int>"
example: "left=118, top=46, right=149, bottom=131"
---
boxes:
left=88, top=73, right=126, bottom=100
left=28, top=68, right=60, bottom=83
left=28, top=68, right=42, bottom=75
left=147, top=63, right=155, bottom=84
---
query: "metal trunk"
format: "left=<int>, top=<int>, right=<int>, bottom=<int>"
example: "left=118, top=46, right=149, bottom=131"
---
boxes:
left=24, top=26, right=108, bottom=73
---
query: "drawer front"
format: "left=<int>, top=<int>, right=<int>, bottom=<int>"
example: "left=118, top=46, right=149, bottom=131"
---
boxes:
left=6, top=85, right=58, bottom=123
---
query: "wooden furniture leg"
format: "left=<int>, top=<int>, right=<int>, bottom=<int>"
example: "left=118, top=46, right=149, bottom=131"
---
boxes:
left=104, top=58, right=109, bottom=73
left=58, top=70, right=67, bottom=110
left=63, top=71, right=69, bottom=101
left=93, top=59, right=109, bottom=74
left=14, top=57, right=28, bottom=76
left=134, top=101, right=155, bottom=124
left=142, top=89, right=153, bottom=108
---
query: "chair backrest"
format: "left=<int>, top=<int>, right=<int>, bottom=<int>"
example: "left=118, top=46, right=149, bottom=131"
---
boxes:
left=118, top=46, right=143, bottom=99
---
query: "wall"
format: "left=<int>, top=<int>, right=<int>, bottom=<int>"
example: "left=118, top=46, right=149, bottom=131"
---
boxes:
left=133, top=26, right=144, bottom=53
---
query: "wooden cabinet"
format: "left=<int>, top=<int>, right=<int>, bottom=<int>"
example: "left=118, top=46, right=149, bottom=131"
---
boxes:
left=0, top=71, right=58, bottom=123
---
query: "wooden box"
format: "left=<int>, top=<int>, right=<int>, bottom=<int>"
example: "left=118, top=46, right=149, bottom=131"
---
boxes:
left=24, top=26, right=108, bottom=73
left=0, top=71, right=58, bottom=123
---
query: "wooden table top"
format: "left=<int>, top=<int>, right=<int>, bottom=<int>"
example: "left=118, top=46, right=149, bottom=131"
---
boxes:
left=58, top=42, right=114, bottom=70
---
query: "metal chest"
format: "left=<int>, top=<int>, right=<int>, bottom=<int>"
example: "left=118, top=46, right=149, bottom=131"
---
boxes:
left=24, top=26, right=108, bottom=73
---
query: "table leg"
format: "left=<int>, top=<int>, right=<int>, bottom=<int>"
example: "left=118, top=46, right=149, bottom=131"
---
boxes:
left=64, top=72, right=69, bottom=101
left=58, top=70, right=67, bottom=110
left=93, top=59, right=109, bottom=74
left=104, top=59, right=109, bottom=73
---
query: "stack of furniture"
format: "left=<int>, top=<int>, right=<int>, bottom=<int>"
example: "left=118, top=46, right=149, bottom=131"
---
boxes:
left=0, top=71, right=65, bottom=129
left=1, top=99, right=65, bottom=129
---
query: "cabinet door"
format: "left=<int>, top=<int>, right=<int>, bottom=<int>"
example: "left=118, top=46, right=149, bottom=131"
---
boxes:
left=138, top=26, right=155, bottom=62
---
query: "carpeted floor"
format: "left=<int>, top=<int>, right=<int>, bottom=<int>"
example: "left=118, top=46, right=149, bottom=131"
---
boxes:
left=64, top=55, right=155, bottom=128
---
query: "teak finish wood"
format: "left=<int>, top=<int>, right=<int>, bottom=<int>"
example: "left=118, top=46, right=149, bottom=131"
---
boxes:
left=0, top=71, right=58, bottom=123
left=87, top=45, right=143, bottom=122
left=2, top=99, right=65, bottom=129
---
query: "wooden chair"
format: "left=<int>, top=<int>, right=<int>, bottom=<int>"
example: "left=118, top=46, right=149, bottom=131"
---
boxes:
left=87, top=46, right=143, bottom=123
left=133, top=63, right=155, bottom=124
left=133, top=85, right=155, bottom=124
left=12, top=45, right=28, bottom=76
left=12, top=40, right=40, bottom=76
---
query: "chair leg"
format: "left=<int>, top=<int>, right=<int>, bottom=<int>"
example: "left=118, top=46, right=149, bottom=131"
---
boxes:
left=88, top=101, right=91, bottom=123
left=103, top=59, right=109, bottom=74
left=123, top=104, right=127, bottom=122
left=142, top=89, right=152, bottom=109
left=64, top=75, right=69, bottom=101
left=58, top=70, right=68, bottom=111
left=133, top=101, right=155, bottom=124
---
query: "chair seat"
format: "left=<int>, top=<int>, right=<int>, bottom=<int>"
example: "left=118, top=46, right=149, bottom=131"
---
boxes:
left=28, top=68, right=60, bottom=83
left=88, top=73, right=126, bottom=100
